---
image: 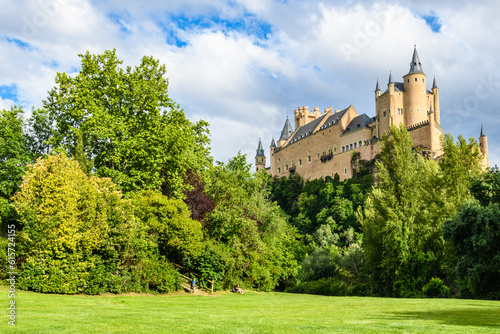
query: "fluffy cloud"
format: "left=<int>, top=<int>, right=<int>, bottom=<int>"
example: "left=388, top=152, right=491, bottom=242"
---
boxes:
left=0, top=0, right=498, bottom=166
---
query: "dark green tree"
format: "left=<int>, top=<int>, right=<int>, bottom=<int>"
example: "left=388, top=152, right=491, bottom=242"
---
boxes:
left=443, top=168, right=500, bottom=299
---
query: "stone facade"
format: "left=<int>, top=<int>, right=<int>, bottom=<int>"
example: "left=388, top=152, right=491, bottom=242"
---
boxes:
left=256, top=47, right=489, bottom=179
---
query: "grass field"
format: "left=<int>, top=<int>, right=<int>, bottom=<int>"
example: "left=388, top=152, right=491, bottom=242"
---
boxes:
left=1, top=286, right=499, bottom=333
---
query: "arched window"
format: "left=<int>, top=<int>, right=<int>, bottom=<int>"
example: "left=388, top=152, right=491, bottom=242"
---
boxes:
left=359, top=141, right=362, bottom=147
left=344, top=168, right=347, bottom=174
left=342, top=146, right=345, bottom=152
left=350, top=143, right=353, bottom=150
left=354, top=142, right=357, bottom=149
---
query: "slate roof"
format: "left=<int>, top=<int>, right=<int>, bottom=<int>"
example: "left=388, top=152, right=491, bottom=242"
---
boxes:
left=343, top=114, right=372, bottom=134
left=256, top=138, right=265, bottom=157
left=409, top=46, right=424, bottom=74
left=319, top=107, right=349, bottom=130
left=383, top=82, right=405, bottom=94
left=288, top=113, right=329, bottom=144
left=279, top=117, right=294, bottom=141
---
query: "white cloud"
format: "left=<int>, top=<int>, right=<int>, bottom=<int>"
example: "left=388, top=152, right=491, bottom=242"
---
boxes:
left=0, top=0, right=498, bottom=167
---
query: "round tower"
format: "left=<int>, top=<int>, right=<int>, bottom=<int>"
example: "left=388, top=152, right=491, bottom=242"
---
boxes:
left=432, top=76, right=440, bottom=125
left=479, top=124, right=489, bottom=169
left=403, top=46, right=428, bottom=127
left=255, top=138, right=266, bottom=172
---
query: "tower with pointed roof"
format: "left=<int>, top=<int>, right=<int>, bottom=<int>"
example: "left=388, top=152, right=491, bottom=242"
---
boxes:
left=255, top=138, right=266, bottom=172
left=479, top=124, right=489, bottom=169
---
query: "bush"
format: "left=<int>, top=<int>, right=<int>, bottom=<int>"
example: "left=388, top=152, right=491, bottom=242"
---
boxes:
left=286, top=278, right=347, bottom=296
left=423, top=277, right=451, bottom=298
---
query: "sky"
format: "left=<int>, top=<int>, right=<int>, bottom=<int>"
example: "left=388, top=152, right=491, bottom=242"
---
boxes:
left=1, top=0, right=499, bottom=167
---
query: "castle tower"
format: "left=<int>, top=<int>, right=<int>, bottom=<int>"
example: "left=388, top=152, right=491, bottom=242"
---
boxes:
left=255, top=138, right=266, bottom=172
left=403, top=46, right=428, bottom=127
left=432, top=76, right=440, bottom=125
left=479, top=124, right=489, bottom=169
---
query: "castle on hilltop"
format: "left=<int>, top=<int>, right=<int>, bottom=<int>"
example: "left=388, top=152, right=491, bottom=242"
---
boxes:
left=255, top=46, right=489, bottom=180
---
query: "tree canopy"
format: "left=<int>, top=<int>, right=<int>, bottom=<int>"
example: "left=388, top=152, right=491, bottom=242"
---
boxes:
left=41, top=49, right=211, bottom=197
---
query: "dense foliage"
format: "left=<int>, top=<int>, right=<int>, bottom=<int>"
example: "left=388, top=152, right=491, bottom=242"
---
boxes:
left=443, top=168, right=500, bottom=299
left=0, top=49, right=496, bottom=299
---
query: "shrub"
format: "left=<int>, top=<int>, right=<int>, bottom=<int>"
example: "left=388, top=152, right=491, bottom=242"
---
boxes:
left=423, top=277, right=451, bottom=298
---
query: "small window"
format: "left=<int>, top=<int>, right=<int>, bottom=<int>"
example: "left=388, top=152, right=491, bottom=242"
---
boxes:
left=383, top=111, right=386, bottom=117
left=357, top=124, right=361, bottom=128
left=359, top=141, right=362, bottom=147
left=308, top=155, right=311, bottom=162
left=407, top=79, right=409, bottom=83
left=354, top=143, right=357, bottom=149
left=344, top=168, right=347, bottom=174
left=342, top=146, right=345, bottom=152
left=286, top=165, right=288, bottom=171
left=415, top=78, right=417, bottom=82
left=329, top=129, right=331, bottom=133
left=334, top=147, right=337, bottom=152
left=299, top=159, right=302, bottom=166
left=278, top=168, right=281, bottom=173
left=350, top=144, right=353, bottom=150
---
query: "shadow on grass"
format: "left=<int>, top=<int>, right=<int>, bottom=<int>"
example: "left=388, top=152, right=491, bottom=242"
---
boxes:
left=386, top=307, right=500, bottom=328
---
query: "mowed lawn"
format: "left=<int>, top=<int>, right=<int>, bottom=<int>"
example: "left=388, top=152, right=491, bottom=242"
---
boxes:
left=1, top=286, right=499, bottom=333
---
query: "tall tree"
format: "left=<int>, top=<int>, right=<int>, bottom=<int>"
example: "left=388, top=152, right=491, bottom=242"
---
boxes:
left=443, top=168, right=500, bottom=299
left=42, top=49, right=211, bottom=197
left=0, top=106, right=32, bottom=200
left=359, top=125, right=445, bottom=296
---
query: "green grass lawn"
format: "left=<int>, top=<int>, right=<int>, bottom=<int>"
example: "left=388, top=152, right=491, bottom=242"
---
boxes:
left=1, top=286, right=499, bottom=333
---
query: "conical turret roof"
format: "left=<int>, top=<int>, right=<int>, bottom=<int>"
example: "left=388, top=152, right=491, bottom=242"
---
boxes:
left=279, top=117, right=294, bottom=141
left=432, top=76, right=438, bottom=89
left=270, top=137, right=276, bottom=147
left=388, top=71, right=394, bottom=84
left=480, top=124, right=486, bottom=138
left=375, top=78, right=380, bottom=91
left=409, top=45, right=424, bottom=74
left=256, top=138, right=265, bottom=157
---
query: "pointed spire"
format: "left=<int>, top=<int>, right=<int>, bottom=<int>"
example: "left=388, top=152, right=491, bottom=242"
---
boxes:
left=279, top=117, right=293, bottom=141
left=480, top=124, right=486, bottom=138
left=388, top=71, right=394, bottom=84
left=270, top=137, right=276, bottom=147
left=375, top=78, right=381, bottom=92
left=432, top=76, right=438, bottom=89
left=256, top=138, right=265, bottom=157
left=409, top=45, right=424, bottom=74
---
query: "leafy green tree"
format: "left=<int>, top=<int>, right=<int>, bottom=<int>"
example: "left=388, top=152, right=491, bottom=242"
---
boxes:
left=202, top=152, right=299, bottom=291
left=42, top=49, right=211, bottom=197
left=359, top=125, right=445, bottom=296
left=13, top=154, right=179, bottom=294
left=132, top=190, right=204, bottom=264
left=443, top=168, right=500, bottom=299
left=0, top=106, right=32, bottom=200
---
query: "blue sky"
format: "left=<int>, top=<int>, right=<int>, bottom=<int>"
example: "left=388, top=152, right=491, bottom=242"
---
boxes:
left=0, top=0, right=499, bottom=167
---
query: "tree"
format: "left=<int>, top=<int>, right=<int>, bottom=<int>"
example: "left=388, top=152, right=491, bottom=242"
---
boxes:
left=0, top=106, right=32, bottom=200
left=359, top=125, right=445, bottom=296
left=42, top=49, right=211, bottom=197
left=13, top=154, right=180, bottom=294
left=201, top=152, right=299, bottom=290
left=443, top=168, right=500, bottom=299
